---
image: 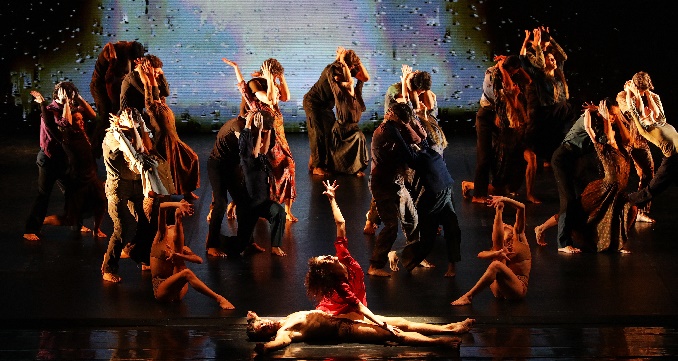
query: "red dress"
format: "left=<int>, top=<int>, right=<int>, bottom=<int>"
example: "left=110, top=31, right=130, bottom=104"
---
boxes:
left=316, top=237, right=367, bottom=315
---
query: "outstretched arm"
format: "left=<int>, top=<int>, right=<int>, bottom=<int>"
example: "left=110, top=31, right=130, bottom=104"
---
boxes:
left=323, top=180, right=346, bottom=238
left=222, top=58, right=245, bottom=84
left=256, top=330, right=293, bottom=354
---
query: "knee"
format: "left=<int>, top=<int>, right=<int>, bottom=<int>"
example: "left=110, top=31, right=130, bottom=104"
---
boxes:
left=488, top=260, right=504, bottom=273
left=179, top=268, right=196, bottom=280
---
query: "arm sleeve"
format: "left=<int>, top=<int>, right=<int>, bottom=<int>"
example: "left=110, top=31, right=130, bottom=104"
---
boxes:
left=238, top=127, right=254, bottom=159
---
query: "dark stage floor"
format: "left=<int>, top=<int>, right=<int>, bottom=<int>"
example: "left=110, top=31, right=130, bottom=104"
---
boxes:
left=1, top=131, right=678, bottom=360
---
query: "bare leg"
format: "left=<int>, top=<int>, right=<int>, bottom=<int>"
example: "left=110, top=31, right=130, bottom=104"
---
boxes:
left=156, top=268, right=234, bottom=309
left=524, top=149, right=541, bottom=204
left=377, top=316, right=475, bottom=335
left=347, top=322, right=460, bottom=348
left=93, top=210, right=107, bottom=239
left=285, top=199, right=298, bottom=222
left=367, top=265, right=391, bottom=277
left=226, top=201, right=236, bottom=220
left=535, top=215, right=557, bottom=247
left=452, top=261, right=525, bottom=305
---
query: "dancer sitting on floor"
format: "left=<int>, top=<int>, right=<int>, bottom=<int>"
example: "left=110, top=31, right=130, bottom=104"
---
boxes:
left=308, top=180, right=474, bottom=330
left=246, top=309, right=466, bottom=355
left=150, top=199, right=234, bottom=309
left=452, top=196, right=530, bottom=306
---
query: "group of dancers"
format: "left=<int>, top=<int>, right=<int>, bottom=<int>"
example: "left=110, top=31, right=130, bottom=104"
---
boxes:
left=19, top=25, right=675, bottom=352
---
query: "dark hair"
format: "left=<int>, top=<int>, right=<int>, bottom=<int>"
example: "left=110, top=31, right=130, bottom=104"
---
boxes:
left=246, top=317, right=280, bottom=341
left=129, top=41, right=146, bottom=60
left=305, top=256, right=346, bottom=303
left=52, top=82, right=79, bottom=101
left=387, top=102, right=416, bottom=124
left=503, top=55, right=522, bottom=72
left=344, top=49, right=361, bottom=69
left=603, top=97, right=619, bottom=110
left=262, top=58, right=284, bottom=76
left=410, top=71, right=432, bottom=92
left=144, top=54, right=163, bottom=68
left=632, top=71, right=653, bottom=91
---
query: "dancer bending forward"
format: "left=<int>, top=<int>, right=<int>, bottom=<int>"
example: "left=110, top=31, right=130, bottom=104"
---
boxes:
left=452, top=196, right=531, bottom=305
left=150, top=199, right=234, bottom=309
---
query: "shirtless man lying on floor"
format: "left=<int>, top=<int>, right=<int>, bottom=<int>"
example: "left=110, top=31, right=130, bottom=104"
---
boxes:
left=247, top=310, right=474, bottom=354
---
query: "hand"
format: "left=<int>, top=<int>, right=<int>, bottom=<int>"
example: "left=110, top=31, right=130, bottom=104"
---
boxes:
left=523, top=29, right=531, bottom=42
left=177, top=199, right=194, bottom=217
left=30, top=91, right=45, bottom=104
left=497, top=247, right=515, bottom=262
left=487, top=195, right=506, bottom=210
left=582, top=101, right=598, bottom=112
left=533, top=28, right=542, bottom=46
left=252, top=112, right=264, bottom=129
left=222, top=57, right=238, bottom=68
left=165, top=243, right=178, bottom=262
left=322, top=180, right=339, bottom=199
left=400, top=64, right=413, bottom=83
left=336, top=46, right=347, bottom=61
left=56, top=87, right=69, bottom=105
left=493, top=54, right=507, bottom=64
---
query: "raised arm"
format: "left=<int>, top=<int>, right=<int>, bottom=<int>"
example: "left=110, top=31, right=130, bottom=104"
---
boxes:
left=222, top=58, right=245, bottom=84
left=323, top=180, right=346, bottom=238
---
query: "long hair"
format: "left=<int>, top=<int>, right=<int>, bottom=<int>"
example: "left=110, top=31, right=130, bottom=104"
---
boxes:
left=304, top=257, right=345, bottom=303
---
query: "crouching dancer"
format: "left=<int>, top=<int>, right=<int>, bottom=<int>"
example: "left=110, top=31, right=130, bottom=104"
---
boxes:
left=150, top=199, right=234, bottom=309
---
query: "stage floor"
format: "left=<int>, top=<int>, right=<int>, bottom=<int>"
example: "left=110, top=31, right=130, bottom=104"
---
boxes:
left=1, top=131, right=677, bottom=359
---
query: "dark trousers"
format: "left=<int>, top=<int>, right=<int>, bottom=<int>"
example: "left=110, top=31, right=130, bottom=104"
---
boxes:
left=400, top=186, right=461, bottom=271
left=551, top=144, right=580, bottom=248
left=629, top=153, right=678, bottom=206
left=235, top=200, right=286, bottom=254
left=206, top=157, right=230, bottom=249
left=103, top=178, right=149, bottom=274
left=473, top=106, right=496, bottom=197
left=25, top=149, right=67, bottom=234
left=629, top=145, right=655, bottom=212
left=304, top=103, right=335, bottom=170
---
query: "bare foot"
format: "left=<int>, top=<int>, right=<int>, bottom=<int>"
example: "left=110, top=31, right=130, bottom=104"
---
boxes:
left=367, top=265, right=391, bottom=277
left=388, top=251, right=400, bottom=272
left=94, top=229, right=107, bottom=239
left=271, top=247, right=287, bottom=256
left=535, top=225, right=547, bottom=246
left=437, top=336, right=461, bottom=348
left=102, top=272, right=122, bottom=283
left=558, top=246, right=581, bottom=254
left=23, top=233, right=40, bottom=241
left=183, top=192, right=199, bottom=201
left=80, top=225, right=92, bottom=233
left=451, top=294, right=471, bottom=306
left=141, top=264, right=151, bottom=271
left=620, top=249, right=631, bottom=254
left=471, top=196, right=486, bottom=204
left=286, top=213, right=299, bottom=222
left=312, top=167, right=330, bottom=176
left=120, top=247, right=130, bottom=259
left=207, top=248, right=227, bottom=258
left=444, top=263, right=456, bottom=277
left=461, top=181, right=473, bottom=199
left=419, top=259, right=435, bottom=268
left=444, top=318, right=476, bottom=333
left=43, top=215, right=60, bottom=226
left=355, top=171, right=365, bottom=177
left=217, top=295, right=235, bottom=310
left=363, top=220, right=378, bottom=235
left=226, top=202, right=236, bottom=219
left=526, top=195, right=542, bottom=204
left=636, top=212, right=655, bottom=223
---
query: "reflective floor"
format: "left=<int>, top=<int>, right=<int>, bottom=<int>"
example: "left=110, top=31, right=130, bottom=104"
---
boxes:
left=2, top=132, right=678, bottom=359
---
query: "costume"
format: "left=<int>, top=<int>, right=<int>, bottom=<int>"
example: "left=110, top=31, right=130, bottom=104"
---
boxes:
left=24, top=100, right=70, bottom=235
left=580, top=143, right=636, bottom=252
left=101, top=127, right=153, bottom=273
left=235, top=127, right=286, bottom=253
left=316, top=237, right=367, bottom=315
left=304, top=62, right=345, bottom=171
left=244, top=77, right=296, bottom=204
left=144, top=84, right=200, bottom=195
left=330, top=79, right=368, bottom=175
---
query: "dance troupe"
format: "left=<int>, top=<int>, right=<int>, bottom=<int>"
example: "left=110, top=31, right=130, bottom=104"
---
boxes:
left=22, top=25, right=671, bottom=353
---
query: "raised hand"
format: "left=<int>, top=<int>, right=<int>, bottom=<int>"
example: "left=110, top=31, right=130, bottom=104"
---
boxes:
left=487, top=195, right=505, bottom=210
left=322, top=179, right=339, bottom=200
left=177, top=199, right=195, bottom=217
left=222, top=57, right=237, bottom=68
left=252, top=112, right=264, bottom=129
left=30, top=90, right=44, bottom=104
left=336, top=46, right=347, bottom=61
left=582, top=101, right=598, bottom=112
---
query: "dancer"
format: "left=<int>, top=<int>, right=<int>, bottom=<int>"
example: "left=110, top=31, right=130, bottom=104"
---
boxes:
left=101, top=108, right=165, bottom=283
left=120, top=54, right=170, bottom=114
left=89, top=40, right=145, bottom=158
left=237, top=111, right=287, bottom=256
left=150, top=199, right=234, bottom=309
left=30, top=89, right=107, bottom=239
left=617, top=72, right=663, bottom=223
left=136, top=57, right=200, bottom=200
left=383, top=102, right=461, bottom=277
left=452, top=196, right=530, bottom=306
left=329, top=46, right=369, bottom=176
left=305, top=180, right=473, bottom=331
left=304, top=47, right=370, bottom=176
left=223, top=58, right=297, bottom=222
left=247, top=310, right=465, bottom=354
left=24, top=82, right=80, bottom=241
